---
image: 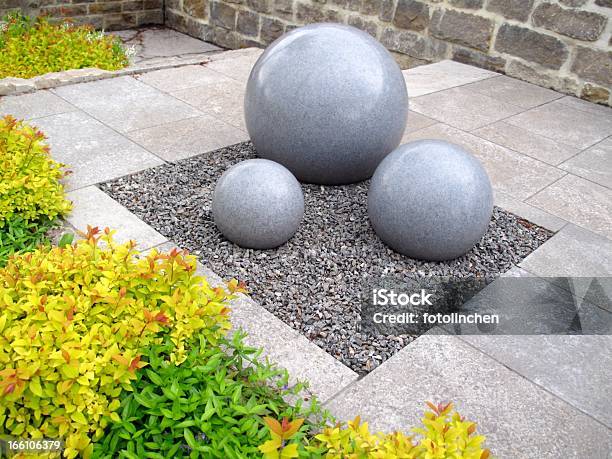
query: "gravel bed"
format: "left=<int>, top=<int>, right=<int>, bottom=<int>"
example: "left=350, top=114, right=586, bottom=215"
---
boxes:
left=101, top=142, right=553, bottom=374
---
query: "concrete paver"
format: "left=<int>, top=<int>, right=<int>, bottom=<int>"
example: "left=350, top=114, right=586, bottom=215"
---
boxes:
left=0, top=90, right=76, bottom=120
left=53, top=76, right=202, bottom=133
left=528, top=174, right=612, bottom=239
left=30, top=111, right=164, bottom=190
left=66, top=186, right=167, bottom=250
left=410, top=85, right=524, bottom=131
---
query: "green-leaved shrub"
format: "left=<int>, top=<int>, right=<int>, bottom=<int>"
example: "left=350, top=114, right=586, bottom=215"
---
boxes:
left=0, top=13, right=130, bottom=79
left=0, top=228, right=233, bottom=458
left=94, top=332, right=327, bottom=459
left=0, top=115, right=71, bottom=265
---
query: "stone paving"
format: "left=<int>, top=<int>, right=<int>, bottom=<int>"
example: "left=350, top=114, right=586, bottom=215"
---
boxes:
left=1, top=29, right=611, bottom=458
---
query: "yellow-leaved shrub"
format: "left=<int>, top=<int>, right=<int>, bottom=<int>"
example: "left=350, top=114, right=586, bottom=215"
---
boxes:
left=314, top=402, right=491, bottom=458
left=0, top=115, right=71, bottom=227
left=0, top=227, right=232, bottom=458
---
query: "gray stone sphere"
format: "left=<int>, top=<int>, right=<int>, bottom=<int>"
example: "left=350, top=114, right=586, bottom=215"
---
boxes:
left=212, top=159, right=304, bottom=249
left=244, top=23, right=408, bottom=185
left=368, top=140, right=494, bottom=261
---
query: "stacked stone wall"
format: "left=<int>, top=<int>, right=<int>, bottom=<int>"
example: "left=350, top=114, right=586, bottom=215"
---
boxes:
left=166, top=0, right=612, bottom=105
left=2, top=0, right=163, bottom=30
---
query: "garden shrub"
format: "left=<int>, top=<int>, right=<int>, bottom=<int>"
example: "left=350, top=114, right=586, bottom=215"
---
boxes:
left=0, top=13, right=130, bottom=79
left=94, top=332, right=328, bottom=459
left=0, top=115, right=71, bottom=265
left=0, top=228, right=232, bottom=458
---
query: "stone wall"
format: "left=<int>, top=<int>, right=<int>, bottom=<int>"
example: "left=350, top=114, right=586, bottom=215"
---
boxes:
left=165, top=0, right=612, bottom=105
left=2, top=0, right=163, bottom=30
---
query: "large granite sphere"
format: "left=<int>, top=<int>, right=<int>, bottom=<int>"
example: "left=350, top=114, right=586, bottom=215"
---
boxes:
left=213, top=159, right=304, bottom=249
left=368, top=140, right=493, bottom=261
left=245, top=23, right=408, bottom=185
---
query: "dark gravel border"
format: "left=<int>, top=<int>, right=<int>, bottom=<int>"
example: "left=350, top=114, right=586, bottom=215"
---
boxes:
left=101, top=142, right=553, bottom=374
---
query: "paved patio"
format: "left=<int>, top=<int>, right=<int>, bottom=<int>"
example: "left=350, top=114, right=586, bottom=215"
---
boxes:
left=1, top=31, right=611, bottom=458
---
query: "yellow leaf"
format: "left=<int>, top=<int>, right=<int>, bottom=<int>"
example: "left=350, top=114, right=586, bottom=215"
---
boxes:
left=71, top=411, right=87, bottom=425
left=29, top=377, right=43, bottom=397
left=280, top=443, right=299, bottom=458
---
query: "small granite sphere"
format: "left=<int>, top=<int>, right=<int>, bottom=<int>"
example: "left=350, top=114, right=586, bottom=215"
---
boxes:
left=245, top=23, right=408, bottom=185
left=213, top=159, right=304, bottom=249
left=368, top=140, right=493, bottom=261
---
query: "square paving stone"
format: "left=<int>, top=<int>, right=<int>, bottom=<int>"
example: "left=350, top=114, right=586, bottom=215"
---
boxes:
left=402, top=60, right=498, bottom=97
left=53, top=76, right=202, bottom=133
left=494, top=191, right=567, bottom=232
left=135, top=65, right=234, bottom=92
left=325, top=335, right=612, bottom=458
left=520, top=224, right=612, bottom=277
left=463, top=75, right=562, bottom=109
left=402, top=111, right=438, bottom=141
left=557, top=95, right=612, bottom=117
left=132, top=28, right=221, bottom=60
left=66, top=186, right=167, bottom=250
left=404, top=124, right=566, bottom=200
left=171, top=78, right=247, bottom=131
left=460, top=335, right=612, bottom=428
left=473, top=121, right=580, bottom=166
left=559, top=137, right=612, bottom=189
left=30, top=111, right=164, bottom=190
left=528, top=174, right=612, bottom=239
left=410, top=86, right=524, bottom=131
left=127, top=115, right=248, bottom=162
left=205, top=49, right=264, bottom=83
left=506, top=100, right=612, bottom=149
left=0, top=90, right=76, bottom=120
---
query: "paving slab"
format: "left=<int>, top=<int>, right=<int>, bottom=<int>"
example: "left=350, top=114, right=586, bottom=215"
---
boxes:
left=135, top=65, right=234, bottom=93
left=126, top=115, right=248, bottom=162
left=505, top=100, right=612, bottom=149
left=410, top=86, right=524, bottom=131
left=520, top=224, right=612, bottom=277
left=402, top=60, right=498, bottom=97
left=402, top=111, right=438, bottom=140
left=405, top=123, right=566, bottom=200
left=205, top=49, right=264, bottom=83
left=462, top=75, right=562, bottom=109
left=460, top=335, right=612, bottom=428
left=528, top=174, right=612, bottom=240
left=0, top=90, right=76, bottom=120
left=556, top=95, right=612, bottom=117
left=473, top=121, right=580, bottom=166
left=53, top=76, right=202, bottom=133
left=325, top=335, right=612, bottom=458
left=66, top=186, right=166, bottom=250
left=31, top=111, right=164, bottom=190
left=118, top=28, right=221, bottom=62
left=559, top=137, right=612, bottom=189
left=494, top=191, right=567, bottom=232
left=171, top=78, right=247, bottom=131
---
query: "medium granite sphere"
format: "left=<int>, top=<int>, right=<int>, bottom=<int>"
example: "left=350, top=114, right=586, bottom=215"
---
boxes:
left=212, top=159, right=304, bottom=249
left=244, top=23, right=408, bottom=185
left=368, top=140, right=493, bottom=261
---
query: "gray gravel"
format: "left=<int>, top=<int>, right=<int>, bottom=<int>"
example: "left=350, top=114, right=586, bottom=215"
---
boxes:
left=100, top=142, right=553, bottom=374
